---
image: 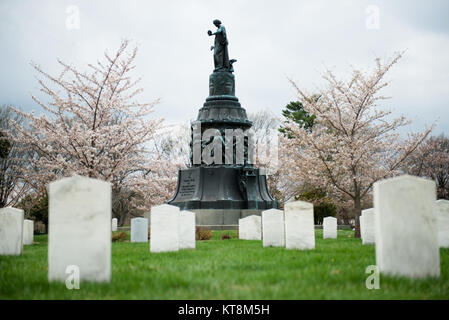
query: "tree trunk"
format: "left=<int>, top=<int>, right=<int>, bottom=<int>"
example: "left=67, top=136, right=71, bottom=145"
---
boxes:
left=354, top=194, right=362, bottom=238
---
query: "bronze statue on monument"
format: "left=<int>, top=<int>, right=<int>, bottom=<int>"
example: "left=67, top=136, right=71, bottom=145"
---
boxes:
left=208, top=19, right=237, bottom=72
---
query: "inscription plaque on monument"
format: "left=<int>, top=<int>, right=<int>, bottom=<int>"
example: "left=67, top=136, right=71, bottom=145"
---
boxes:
left=177, top=169, right=200, bottom=200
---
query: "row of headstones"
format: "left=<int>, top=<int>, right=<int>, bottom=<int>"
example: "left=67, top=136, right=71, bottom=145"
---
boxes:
left=112, top=207, right=196, bottom=250
left=0, top=176, right=196, bottom=283
left=0, top=207, right=34, bottom=255
left=2, top=174, right=448, bottom=282
left=240, top=175, right=449, bottom=279
left=239, top=201, right=321, bottom=249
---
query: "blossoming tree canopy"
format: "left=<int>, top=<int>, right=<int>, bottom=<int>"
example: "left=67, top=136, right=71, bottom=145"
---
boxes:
left=9, top=40, right=180, bottom=211
left=285, top=52, right=432, bottom=237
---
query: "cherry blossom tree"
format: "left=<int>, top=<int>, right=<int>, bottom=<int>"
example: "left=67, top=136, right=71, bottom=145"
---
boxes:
left=130, top=124, right=190, bottom=211
left=265, top=136, right=303, bottom=204
left=9, top=40, right=170, bottom=212
left=0, top=105, right=32, bottom=207
left=285, top=52, right=432, bottom=237
left=247, top=110, right=301, bottom=203
left=404, top=134, right=449, bottom=199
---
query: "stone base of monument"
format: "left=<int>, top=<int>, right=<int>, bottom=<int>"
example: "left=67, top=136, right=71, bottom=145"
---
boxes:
left=193, top=209, right=262, bottom=230
left=168, top=166, right=278, bottom=211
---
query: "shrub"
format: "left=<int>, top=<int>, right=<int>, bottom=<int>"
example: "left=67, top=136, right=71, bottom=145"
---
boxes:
left=221, top=233, right=232, bottom=240
left=17, top=193, right=48, bottom=232
left=296, top=187, right=337, bottom=224
left=314, top=202, right=337, bottom=225
left=112, top=231, right=128, bottom=242
left=195, top=226, right=213, bottom=241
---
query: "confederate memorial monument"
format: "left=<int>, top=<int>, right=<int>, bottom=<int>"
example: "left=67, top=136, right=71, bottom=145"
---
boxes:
left=168, top=20, right=279, bottom=229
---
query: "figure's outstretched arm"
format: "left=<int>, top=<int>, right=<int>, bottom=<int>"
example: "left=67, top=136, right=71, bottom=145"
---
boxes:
left=207, top=27, right=223, bottom=36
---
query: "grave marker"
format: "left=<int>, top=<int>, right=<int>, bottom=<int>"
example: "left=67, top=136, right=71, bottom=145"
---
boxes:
left=239, top=215, right=262, bottom=240
left=48, top=176, right=111, bottom=282
left=130, top=217, right=149, bottom=243
left=262, top=209, right=285, bottom=247
left=0, top=207, right=24, bottom=255
left=323, top=216, right=337, bottom=239
left=374, top=175, right=440, bottom=278
left=284, top=201, right=315, bottom=250
left=150, top=204, right=180, bottom=253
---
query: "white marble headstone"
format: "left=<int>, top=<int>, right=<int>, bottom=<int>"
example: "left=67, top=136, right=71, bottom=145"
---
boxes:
left=323, top=216, right=337, bottom=239
left=23, top=219, right=34, bottom=245
left=361, top=208, right=375, bottom=245
left=262, top=209, right=285, bottom=247
left=179, top=210, right=196, bottom=249
left=239, top=215, right=262, bottom=240
left=130, top=217, right=148, bottom=243
left=284, top=201, right=315, bottom=250
left=150, top=204, right=180, bottom=253
left=48, top=176, right=111, bottom=282
left=436, top=199, right=449, bottom=248
left=360, top=214, right=366, bottom=240
left=112, top=218, right=118, bottom=231
left=0, top=207, right=24, bottom=255
left=374, top=175, right=440, bottom=278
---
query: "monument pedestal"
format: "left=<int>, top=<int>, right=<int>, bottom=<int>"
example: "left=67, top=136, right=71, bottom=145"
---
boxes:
left=168, top=166, right=278, bottom=211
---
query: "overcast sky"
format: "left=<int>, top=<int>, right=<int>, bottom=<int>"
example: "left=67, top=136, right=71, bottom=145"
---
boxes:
left=1, top=0, right=448, bottom=135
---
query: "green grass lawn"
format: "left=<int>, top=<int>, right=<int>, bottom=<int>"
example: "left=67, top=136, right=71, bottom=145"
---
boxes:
left=1, top=230, right=448, bottom=299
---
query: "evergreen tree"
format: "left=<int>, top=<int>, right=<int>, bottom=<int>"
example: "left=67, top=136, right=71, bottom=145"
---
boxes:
left=279, top=101, right=316, bottom=137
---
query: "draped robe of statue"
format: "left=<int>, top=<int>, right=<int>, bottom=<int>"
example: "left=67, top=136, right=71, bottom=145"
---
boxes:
left=213, top=26, right=230, bottom=71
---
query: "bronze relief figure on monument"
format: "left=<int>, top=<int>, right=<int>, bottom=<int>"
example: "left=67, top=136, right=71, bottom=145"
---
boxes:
left=168, top=20, right=279, bottom=229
